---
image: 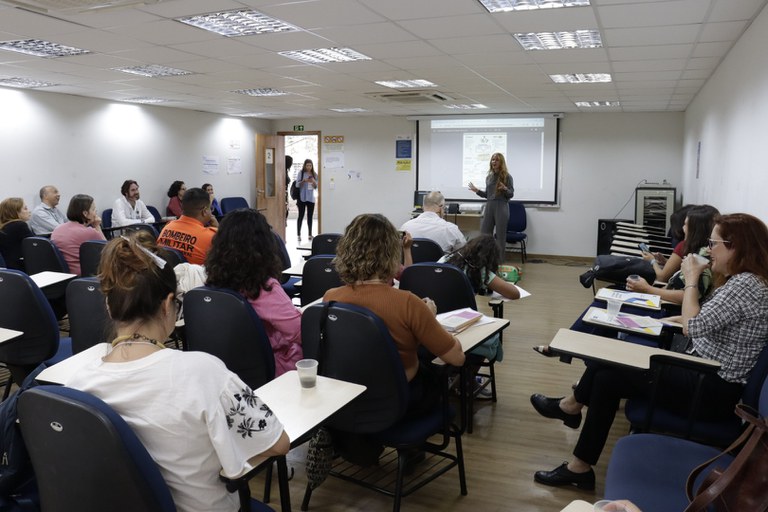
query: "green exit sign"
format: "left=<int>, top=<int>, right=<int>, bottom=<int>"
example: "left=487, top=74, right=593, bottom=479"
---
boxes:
left=293, top=125, right=304, bottom=131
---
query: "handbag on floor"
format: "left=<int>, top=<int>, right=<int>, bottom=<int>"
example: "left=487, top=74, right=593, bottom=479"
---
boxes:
left=684, top=404, right=768, bottom=511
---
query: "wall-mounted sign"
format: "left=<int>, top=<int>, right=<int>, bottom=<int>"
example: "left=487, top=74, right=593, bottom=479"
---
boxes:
left=293, top=125, right=304, bottom=131
left=323, top=135, right=344, bottom=144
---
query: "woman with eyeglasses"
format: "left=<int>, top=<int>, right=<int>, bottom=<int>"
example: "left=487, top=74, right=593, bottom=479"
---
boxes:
left=65, top=233, right=289, bottom=511
left=529, top=213, right=768, bottom=490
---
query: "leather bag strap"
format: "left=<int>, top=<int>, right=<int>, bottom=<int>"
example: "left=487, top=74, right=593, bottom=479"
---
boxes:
left=684, top=406, right=768, bottom=511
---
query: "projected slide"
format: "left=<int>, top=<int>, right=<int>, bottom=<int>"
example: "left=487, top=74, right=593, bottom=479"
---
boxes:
left=417, top=116, right=559, bottom=204
left=463, top=133, right=507, bottom=186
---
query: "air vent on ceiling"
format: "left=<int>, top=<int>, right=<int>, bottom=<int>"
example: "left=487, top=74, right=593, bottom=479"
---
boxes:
left=1, top=0, right=162, bottom=13
left=366, top=91, right=453, bottom=104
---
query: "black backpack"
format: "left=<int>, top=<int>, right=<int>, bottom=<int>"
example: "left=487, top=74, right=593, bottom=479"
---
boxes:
left=0, top=364, right=45, bottom=500
left=579, top=255, right=656, bottom=288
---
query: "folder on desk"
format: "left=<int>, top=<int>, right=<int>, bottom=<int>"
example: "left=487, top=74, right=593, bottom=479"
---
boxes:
left=595, top=288, right=661, bottom=310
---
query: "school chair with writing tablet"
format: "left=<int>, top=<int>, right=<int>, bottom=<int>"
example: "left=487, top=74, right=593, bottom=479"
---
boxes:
left=300, top=302, right=466, bottom=512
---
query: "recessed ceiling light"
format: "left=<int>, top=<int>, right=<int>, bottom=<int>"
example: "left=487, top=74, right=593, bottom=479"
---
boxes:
left=375, top=79, right=438, bottom=89
left=233, top=88, right=289, bottom=97
left=176, top=10, right=298, bottom=37
left=113, top=65, right=194, bottom=78
left=575, top=101, right=620, bottom=107
left=329, top=107, right=369, bottom=113
left=0, top=39, right=91, bottom=58
left=0, top=77, right=58, bottom=88
left=237, top=112, right=267, bottom=117
left=479, top=0, right=589, bottom=12
left=515, top=30, right=602, bottom=50
left=444, top=104, right=489, bottom=110
left=123, top=97, right=168, bottom=104
left=279, top=48, right=371, bottom=64
left=550, top=73, right=612, bottom=83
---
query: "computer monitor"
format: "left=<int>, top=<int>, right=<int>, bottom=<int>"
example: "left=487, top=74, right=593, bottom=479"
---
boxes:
left=413, top=190, right=429, bottom=210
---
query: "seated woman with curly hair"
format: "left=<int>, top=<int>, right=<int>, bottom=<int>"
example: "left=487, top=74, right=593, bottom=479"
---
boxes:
left=324, top=213, right=466, bottom=464
left=205, top=209, right=302, bottom=376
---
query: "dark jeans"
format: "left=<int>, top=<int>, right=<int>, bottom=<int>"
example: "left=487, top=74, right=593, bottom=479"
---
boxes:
left=297, top=199, right=315, bottom=236
left=571, top=362, right=743, bottom=465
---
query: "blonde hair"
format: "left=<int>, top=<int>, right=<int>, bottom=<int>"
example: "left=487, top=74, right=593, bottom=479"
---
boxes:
left=0, top=198, right=25, bottom=229
left=334, top=214, right=401, bottom=284
left=489, top=153, right=510, bottom=193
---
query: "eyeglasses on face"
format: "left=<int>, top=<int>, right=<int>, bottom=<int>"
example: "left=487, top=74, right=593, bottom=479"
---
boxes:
left=707, top=238, right=731, bottom=249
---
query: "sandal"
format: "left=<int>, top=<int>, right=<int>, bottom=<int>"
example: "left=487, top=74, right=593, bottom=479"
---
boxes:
left=532, top=345, right=556, bottom=357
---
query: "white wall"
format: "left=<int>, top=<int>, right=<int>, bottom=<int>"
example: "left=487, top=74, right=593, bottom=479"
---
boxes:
left=0, top=88, right=271, bottom=216
left=682, top=4, right=768, bottom=219
left=276, top=113, right=683, bottom=257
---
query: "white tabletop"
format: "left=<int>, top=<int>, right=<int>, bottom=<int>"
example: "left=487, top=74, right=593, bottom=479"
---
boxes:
left=548, top=328, right=719, bottom=371
left=433, top=317, right=510, bottom=364
left=37, top=343, right=111, bottom=384
left=255, top=370, right=366, bottom=443
left=595, top=288, right=661, bottom=311
left=561, top=500, right=594, bottom=512
left=283, top=259, right=305, bottom=277
left=30, top=271, right=76, bottom=288
left=0, top=327, right=23, bottom=344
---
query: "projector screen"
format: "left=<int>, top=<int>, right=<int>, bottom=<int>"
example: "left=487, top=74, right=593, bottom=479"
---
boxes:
left=416, top=115, right=560, bottom=204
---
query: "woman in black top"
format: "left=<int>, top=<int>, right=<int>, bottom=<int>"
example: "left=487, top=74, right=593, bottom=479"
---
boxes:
left=0, top=197, right=34, bottom=271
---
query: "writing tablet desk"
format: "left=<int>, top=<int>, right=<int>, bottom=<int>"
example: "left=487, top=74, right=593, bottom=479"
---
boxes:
left=0, top=327, right=23, bottom=344
left=548, top=328, right=719, bottom=371
left=29, top=271, right=76, bottom=289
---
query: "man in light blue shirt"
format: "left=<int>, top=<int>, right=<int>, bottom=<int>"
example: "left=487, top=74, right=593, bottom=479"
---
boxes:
left=29, top=185, right=67, bottom=234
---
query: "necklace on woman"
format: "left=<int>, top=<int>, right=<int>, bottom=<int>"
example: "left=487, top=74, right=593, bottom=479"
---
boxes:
left=111, top=333, right=166, bottom=350
left=358, top=278, right=387, bottom=285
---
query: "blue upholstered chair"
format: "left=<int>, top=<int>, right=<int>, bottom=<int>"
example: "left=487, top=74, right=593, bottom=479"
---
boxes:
left=66, top=277, right=110, bottom=354
left=625, top=343, right=768, bottom=445
left=410, top=238, right=444, bottom=263
left=18, top=386, right=177, bottom=512
left=182, top=286, right=275, bottom=390
left=146, top=204, right=162, bottom=223
left=604, top=373, right=768, bottom=511
left=0, top=269, right=72, bottom=389
left=101, top=208, right=113, bottom=230
left=310, top=233, right=341, bottom=257
left=300, top=302, right=466, bottom=512
left=21, top=236, right=72, bottom=320
left=79, top=239, right=107, bottom=278
left=299, top=256, right=342, bottom=307
left=505, top=201, right=527, bottom=263
left=399, top=263, right=494, bottom=433
left=220, top=197, right=249, bottom=214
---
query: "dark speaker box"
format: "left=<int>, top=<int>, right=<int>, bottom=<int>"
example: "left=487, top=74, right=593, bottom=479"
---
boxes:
left=597, top=218, right=633, bottom=255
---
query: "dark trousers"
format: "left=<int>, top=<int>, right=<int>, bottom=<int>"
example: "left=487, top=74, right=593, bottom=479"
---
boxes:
left=297, top=199, right=315, bottom=236
left=572, top=362, right=743, bottom=465
left=480, top=199, right=509, bottom=260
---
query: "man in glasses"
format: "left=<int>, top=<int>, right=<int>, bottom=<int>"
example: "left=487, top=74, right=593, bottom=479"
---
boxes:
left=157, top=188, right=218, bottom=264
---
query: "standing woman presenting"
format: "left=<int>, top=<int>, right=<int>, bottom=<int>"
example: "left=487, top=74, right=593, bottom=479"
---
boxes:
left=468, top=152, right=514, bottom=259
left=295, top=159, right=317, bottom=242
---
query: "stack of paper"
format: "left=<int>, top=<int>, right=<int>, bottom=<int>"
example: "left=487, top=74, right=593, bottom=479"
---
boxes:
left=438, top=308, right=483, bottom=333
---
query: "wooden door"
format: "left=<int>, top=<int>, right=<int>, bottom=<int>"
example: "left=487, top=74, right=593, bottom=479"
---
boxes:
left=255, top=134, right=286, bottom=239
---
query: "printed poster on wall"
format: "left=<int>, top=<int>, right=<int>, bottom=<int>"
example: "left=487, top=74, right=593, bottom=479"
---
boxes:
left=396, top=135, right=413, bottom=172
left=202, top=155, right=220, bottom=175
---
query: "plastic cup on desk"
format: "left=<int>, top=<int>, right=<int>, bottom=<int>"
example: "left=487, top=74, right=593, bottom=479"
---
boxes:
left=296, top=359, right=319, bottom=388
left=594, top=500, right=630, bottom=511
left=606, top=298, right=622, bottom=318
